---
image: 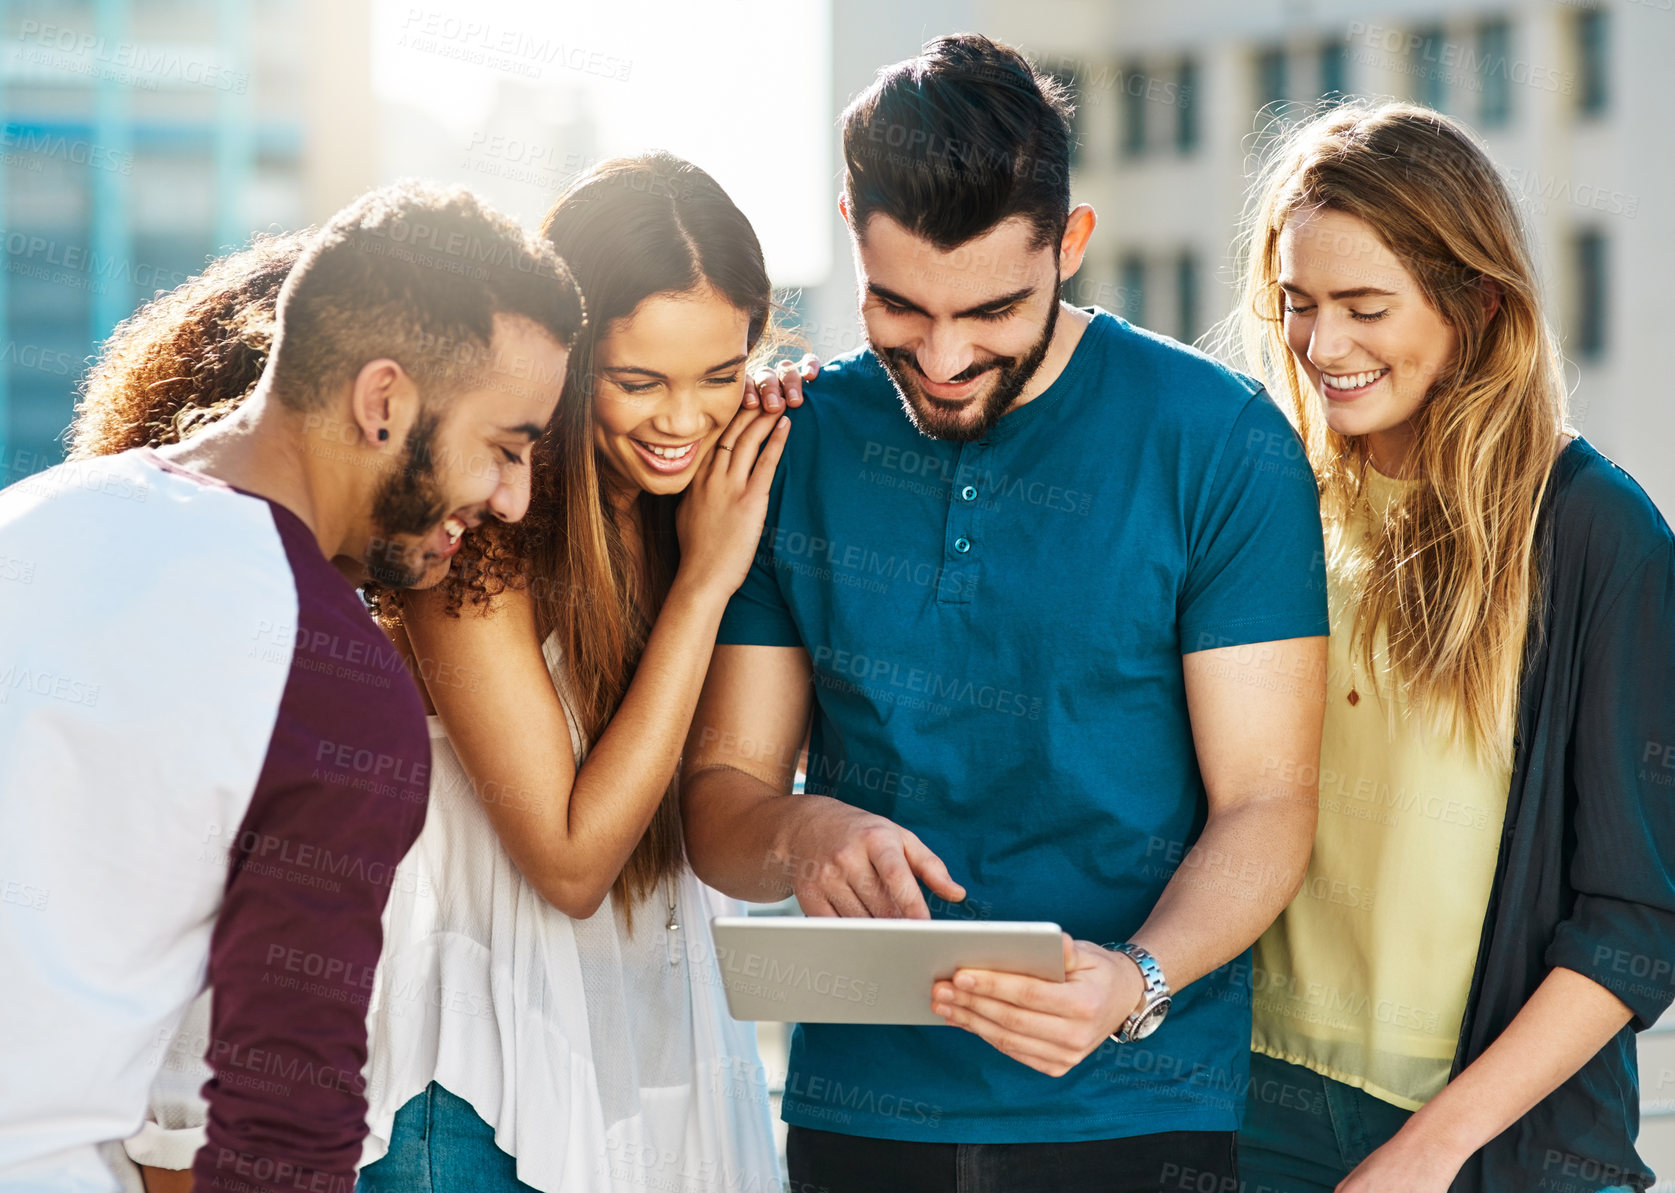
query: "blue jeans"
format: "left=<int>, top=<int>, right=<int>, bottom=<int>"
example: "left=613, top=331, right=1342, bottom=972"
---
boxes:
left=357, top=1082, right=540, bottom=1193
left=1239, top=1053, right=1635, bottom=1193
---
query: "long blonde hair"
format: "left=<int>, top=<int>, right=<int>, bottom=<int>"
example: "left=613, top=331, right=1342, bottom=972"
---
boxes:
left=1216, top=101, right=1569, bottom=767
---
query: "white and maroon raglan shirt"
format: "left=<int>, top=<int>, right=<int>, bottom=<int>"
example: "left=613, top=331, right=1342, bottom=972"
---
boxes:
left=0, top=448, right=430, bottom=1193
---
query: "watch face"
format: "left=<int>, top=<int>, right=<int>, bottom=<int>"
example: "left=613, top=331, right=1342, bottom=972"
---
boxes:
left=1130, top=997, right=1171, bottom=1040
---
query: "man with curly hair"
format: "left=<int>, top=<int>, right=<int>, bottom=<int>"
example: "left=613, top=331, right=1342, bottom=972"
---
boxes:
left=0, top=182, right=582, bottom=1193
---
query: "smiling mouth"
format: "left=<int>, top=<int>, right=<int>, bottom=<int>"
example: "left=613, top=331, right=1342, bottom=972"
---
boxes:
left=1321, top=367, right=1390, bottom=393
left=914, top=366, right=998, bottom=405
left=630, top=437, right=699, bottom=471
left=423, top=513, right=474, bottom=561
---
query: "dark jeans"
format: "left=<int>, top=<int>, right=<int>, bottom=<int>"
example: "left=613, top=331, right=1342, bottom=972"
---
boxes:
left=787, top=1124, right=1238, bottom=1193
left=1237, top=1053, right=1412, bottom=1193
left=1238, top=1053, right=1637, bottom=1193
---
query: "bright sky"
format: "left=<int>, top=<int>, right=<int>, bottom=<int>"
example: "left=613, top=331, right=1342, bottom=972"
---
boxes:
left=371, top=0, right=833, bottom=287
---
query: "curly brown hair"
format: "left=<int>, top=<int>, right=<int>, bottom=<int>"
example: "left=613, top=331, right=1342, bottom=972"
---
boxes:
left=67, top=230, right=311, bottom=460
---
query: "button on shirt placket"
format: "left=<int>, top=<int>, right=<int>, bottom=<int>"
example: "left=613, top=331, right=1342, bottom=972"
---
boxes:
left=938, top=441, right=985, bottom=605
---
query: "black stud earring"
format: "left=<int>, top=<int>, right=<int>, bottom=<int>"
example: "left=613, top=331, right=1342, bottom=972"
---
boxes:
left=377, top=428, right=389, bottom=442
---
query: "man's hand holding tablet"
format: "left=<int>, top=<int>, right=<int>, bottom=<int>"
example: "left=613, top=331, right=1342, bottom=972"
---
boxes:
left=750, top=799, right=1151, bottom=1078
left=931, top=935, right=1150, bottom=1077
left=710, top=917, right=1068, bottom=1028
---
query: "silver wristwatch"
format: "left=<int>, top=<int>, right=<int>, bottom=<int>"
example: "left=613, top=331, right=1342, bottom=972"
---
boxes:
left=1102, top=942, right=1171, bottom=1043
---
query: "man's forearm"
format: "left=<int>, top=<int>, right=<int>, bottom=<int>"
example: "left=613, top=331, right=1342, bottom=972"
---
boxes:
left=1129, top=794, right=1315, bottom=992
left=682, top=765, right=814, bottom=902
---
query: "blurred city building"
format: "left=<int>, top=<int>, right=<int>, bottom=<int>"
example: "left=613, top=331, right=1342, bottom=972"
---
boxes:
left=387, top=76, right=599, bottom=232
left=0, top=0, right=374, bottom=478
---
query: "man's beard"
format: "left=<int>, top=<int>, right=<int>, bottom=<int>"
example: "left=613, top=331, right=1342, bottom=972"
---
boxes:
left=874, top=276, right=1061, bottom=444
left=366, top=412, right=449, bottom=588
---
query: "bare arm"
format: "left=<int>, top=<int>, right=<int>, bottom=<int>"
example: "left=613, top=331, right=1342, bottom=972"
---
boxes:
left=932, top=636, right=1326, bottom=1076
left=1128, top=634, right=1326, bottom=990
left=139, top=1167, right=193, bottom=1193
left=682, top=643, right=964, bottom=917
left=406, top=403, right=789, bottom=919
left=679, top=643, right=813, bottom=903
left=1337, top=969, right=1632, bottom=1192
left=406, top=577, right=731, bottom=918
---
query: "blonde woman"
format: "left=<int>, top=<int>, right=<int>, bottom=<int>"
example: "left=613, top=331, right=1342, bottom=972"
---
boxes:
left=1219, top=101, right=1674, bottom=1192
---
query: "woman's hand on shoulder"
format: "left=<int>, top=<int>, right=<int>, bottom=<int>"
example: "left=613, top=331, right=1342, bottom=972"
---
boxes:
left=675, top=400, right=792, bottom=601
left=742, top=354, right=821, bottom=413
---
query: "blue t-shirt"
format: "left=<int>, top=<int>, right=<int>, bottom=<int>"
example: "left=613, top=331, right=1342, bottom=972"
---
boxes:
left=717, top=309, right=1328, bottom=1142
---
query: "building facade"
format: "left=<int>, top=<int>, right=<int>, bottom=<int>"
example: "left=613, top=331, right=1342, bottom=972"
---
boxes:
left=0, top=0, right=373, bottom=480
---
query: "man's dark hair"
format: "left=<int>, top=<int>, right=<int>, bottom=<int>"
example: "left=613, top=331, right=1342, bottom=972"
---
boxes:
left=841, top=33, right=1074, bottom=253
left=267, top=180, right=586, bottom=410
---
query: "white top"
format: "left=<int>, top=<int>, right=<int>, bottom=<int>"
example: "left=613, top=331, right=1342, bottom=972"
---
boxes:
left=1, top=451, right=432, bottom=1193
left=129, top=633, right=780, bottom=1193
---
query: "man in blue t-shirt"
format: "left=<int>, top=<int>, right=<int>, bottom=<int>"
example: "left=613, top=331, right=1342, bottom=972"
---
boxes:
left=682, top=33, right=1328, bottom=1193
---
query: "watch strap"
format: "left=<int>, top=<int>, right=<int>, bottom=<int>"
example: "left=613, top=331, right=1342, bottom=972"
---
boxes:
left=1103, top=941, right=1170, bottom=1042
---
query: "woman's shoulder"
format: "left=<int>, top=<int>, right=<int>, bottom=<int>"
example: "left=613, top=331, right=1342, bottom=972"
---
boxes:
left=1545, top=436, right=1674, bottom=592
left=1548, top=437, right=1673, bottom=553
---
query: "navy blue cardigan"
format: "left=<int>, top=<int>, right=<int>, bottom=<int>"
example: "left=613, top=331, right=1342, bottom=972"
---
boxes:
left=1451, top=438, right=1675, bottom=1193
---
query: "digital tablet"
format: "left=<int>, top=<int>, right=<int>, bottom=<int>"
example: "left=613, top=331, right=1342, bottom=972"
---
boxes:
left=709, top=916, right=1065, bottom=1025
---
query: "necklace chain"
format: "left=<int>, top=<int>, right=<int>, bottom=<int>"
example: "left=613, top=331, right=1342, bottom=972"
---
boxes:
left=664, top=877, right=681, bottom=967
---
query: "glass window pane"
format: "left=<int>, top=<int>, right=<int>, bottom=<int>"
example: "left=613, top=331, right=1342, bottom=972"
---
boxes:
left=1256, top=45, right=1288, bottom=118
left=1577, top=9, right=1608, bottom=115
left=1045, top=62, right=1082, bottom=170
left=1573, top=228, right=1607, bottom=358
left=1477, top=19, right=1512, bottom=127
left=1414, top=26, right=1448, bottom=112
left=1319, top=40, right=1349, bottom=103
left=1119, top=253, right=1146, bottom=326
left=1176, top=250, right=1199, bottom=343
left=1120, top=60, right=1147, bottom=156
left=1177, top=57, right=1198, bottom=153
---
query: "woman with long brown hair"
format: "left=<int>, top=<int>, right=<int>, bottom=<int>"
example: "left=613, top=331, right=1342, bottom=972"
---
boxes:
left=81, top=156, right=811, bottom=1193
left=351, top=151, right=795, bottom=1193
left=1218, top=101, right=1673, bottom=1192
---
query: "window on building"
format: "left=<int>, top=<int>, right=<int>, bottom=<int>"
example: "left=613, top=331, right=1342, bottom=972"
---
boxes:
left=1119, top=253, right=1147, bottom=326
left=1047, top=63, right=1083, bottom=169
left=1414, top=25, right=1448, bottom=112
left=1176, top=57, right=1199, bottom=153
left=1572, top=228, right=1607, bottom=359
left=1176, top=250, right=1200, bottom=343
left=1576, top=8, right=1608, bottom=116
left=1477, top=19, right=1512, bottom=127
left=1256, top=45, right=1288, bottom=118
left=1319, top=39, right=1350, bottom=103
left=1120, top=60, right=1147, bottom=156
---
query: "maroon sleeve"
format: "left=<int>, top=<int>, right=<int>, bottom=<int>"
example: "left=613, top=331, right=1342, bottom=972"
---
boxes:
left=191, top=507, right=429, bottom=1193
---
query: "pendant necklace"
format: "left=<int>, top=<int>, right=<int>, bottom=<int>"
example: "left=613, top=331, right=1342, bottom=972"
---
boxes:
left=665, top=876, right=682, bottom=967
left=1348, top=485, right=1374, bottom=708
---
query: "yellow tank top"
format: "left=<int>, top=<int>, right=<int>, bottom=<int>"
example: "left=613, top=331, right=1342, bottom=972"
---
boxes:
left=1250, top=464, right=1512, bottom=1110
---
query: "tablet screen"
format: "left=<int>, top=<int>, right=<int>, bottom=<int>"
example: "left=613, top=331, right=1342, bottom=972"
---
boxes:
left=710, top=917, right=1065, bottom=1025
